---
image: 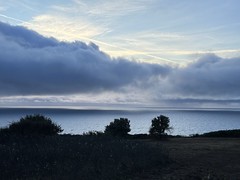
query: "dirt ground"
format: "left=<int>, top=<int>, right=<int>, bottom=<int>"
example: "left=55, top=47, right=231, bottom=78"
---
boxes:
left=145, top=138, right=240, bottom=179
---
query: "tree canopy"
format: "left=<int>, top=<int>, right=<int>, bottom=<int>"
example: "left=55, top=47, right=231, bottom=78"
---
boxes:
left=149, top=115, right=171, bottom=137
left=104, top=118, right=131, bottom=136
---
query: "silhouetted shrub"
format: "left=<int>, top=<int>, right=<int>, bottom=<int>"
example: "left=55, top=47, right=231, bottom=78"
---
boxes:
left=128, top=134, right=149, bottom=139
left=0, top=114, right=63, bottom=136
left=104, top=118, right=131, bottom=136
left=149, top=115, right=171, bottom=137
left=200, top=129, right=240, bottom=137
left=83, top=130, right=104, bottom=136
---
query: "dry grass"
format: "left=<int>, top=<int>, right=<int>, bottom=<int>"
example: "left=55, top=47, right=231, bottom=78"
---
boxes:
left=147, top=137, right=240, bottom=179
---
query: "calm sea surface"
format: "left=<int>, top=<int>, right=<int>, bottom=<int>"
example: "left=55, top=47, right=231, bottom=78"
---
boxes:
left=0, top=108, right=240, bottom=136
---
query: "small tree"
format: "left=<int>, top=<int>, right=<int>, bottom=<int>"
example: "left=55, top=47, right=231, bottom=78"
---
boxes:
left=149, top=115, right=171, bottom=137
left=104, top=118, right=131, bottom=136
left=4, top=114, right=63, bottom=135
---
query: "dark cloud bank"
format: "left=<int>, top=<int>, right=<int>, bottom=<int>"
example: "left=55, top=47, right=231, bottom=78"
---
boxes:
left=0, top=22, right=169, bottom=95
left=0, top=22, right=240, bottom=105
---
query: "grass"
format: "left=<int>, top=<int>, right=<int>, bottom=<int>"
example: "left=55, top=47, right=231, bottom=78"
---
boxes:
left=155, top=137, right=240, bottom=179
left=1, top=130, right=240, bottom=179
left=0, top=134, right=169, bottom=180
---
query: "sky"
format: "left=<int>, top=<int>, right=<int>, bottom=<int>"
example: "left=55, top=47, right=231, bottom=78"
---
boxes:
left=0, top=0, right=240, bottom=108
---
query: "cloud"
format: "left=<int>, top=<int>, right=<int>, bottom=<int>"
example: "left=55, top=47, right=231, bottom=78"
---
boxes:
left=0, top=20, right=58, bottom=48
left=73, top=0, right=148, bottom=17
left=0, top=13, right=30, bottom=24
left=1, top=21, right=240, bottom=107
left=156, top=54, right=240, bottom=101
left=0, top=21, right=169, bottom=96
left=101, top=31, right=189, bottom=64
left=24, top=14, right=108, bottom=41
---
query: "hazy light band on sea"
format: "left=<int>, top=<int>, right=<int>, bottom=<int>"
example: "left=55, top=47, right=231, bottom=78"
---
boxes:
left=0, top=107, right=240, bottom=136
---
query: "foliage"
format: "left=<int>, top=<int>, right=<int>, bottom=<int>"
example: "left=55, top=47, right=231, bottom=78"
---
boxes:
left=128, top=134, right=149, bottom=139
left=149, top=115, right=171, bottom=137
left=0, top=114, right=63, bottom=136
left=83, top=130, right=104, bottom=136
left=104, top=118, right=131, bottom=136
left=0, top=135, right=168, bottom=180
left=200, top=129, right=240, bottom=137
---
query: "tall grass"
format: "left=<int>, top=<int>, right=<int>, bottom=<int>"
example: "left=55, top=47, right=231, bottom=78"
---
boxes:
left=0, top=135, right=169, bottom=179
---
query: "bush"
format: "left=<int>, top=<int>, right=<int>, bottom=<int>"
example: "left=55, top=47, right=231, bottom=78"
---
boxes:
left=104, top=118, right=131, bottom=136
left=200, top=129, right=240, bottom=137
left=149, top=115, right=171, bottom=137
left=83, top=130, right=104, bottom=136
left=0, top=114, right=63, bottom=136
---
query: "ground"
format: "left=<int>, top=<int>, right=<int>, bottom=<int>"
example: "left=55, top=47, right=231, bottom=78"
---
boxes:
left=0, top=134, right=239, bottom=179
left=145, top=138, right=240, bottom=179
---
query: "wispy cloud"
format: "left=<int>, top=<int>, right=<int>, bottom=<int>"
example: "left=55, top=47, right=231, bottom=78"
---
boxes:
left=0, top=12, right=180, bottom=65
left=0, top=13, right=30, bottom=24
left=132, top=31, right=186, bottom=41
left=24, top=14, right=109, bottom=41
left=12, top=1, right=39, bottom=12
left=14, top=0, right=239, bottom=65
left=102, top=24, right=240, bottom=62
left=97, top=31, right=190, bottom=64
left=73, top=0, right=149, bottom=17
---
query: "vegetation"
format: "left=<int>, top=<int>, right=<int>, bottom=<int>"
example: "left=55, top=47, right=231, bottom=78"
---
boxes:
left=198, top=129, right=240, bottom=137
left=83, top=130, right=104, bottom=136
left=104, top=118, right=131, bottom=137
left=0, top=135, right=168, bottom=180
left=149, top=115, right=171, bottom=137
left=0, top=114, right=63, bottom=136
left=1, top=114, right=240, bottom=179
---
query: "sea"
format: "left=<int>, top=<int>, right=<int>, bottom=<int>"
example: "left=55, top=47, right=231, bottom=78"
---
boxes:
left=0, top=107, right=240, bottom=136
